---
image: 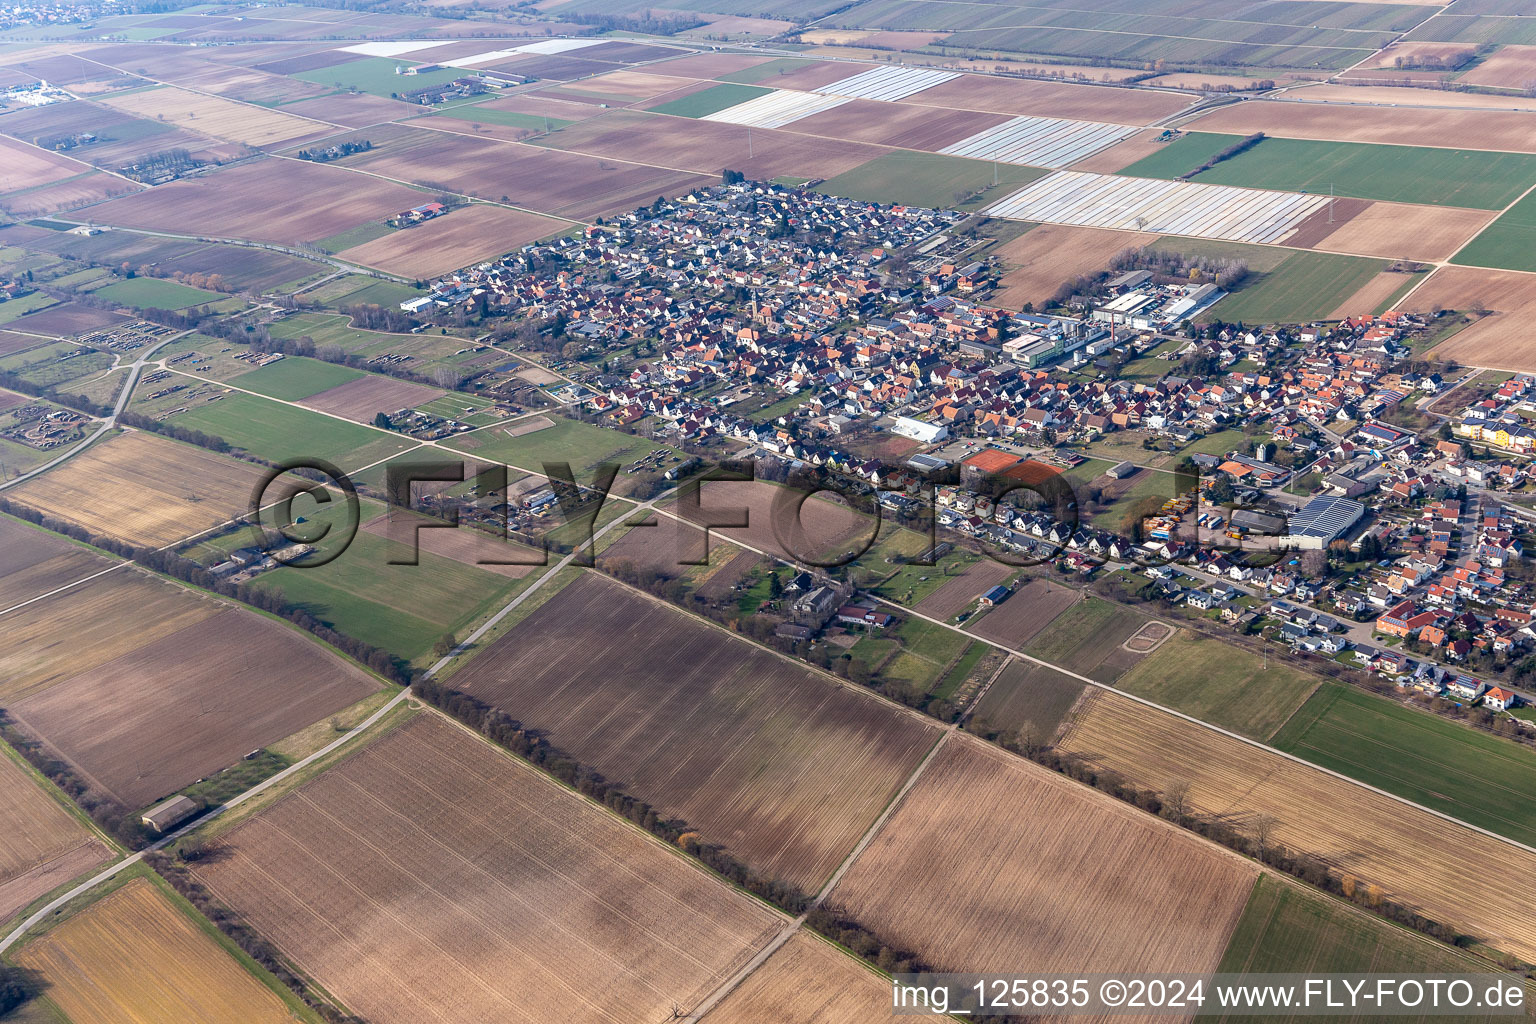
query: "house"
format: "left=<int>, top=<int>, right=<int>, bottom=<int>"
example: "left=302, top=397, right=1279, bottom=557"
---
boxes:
left=1186, top=590, right=1219, bottom=610
left=1445, top=676, right=1484, bottom=700
left=141, top=795, right=199, bottom=833
left=836, top=604, right=892, bottom=629
left=1484, top=685, right=1519, bottom=711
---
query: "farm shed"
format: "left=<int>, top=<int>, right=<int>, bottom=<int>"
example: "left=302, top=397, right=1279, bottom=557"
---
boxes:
left=1108, top=460, right=1137, bottom=479
left=141, top=794, right=199, bottom=833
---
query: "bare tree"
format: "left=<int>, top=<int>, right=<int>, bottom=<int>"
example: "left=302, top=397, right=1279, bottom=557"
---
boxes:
left=1251, top=813, right=1279, bottom=860
left=1163, top=779, right=1191, bottom=822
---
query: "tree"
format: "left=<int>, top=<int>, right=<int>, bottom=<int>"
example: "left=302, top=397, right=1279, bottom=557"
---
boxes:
left=433, top=633, right=457, bottom=658
left=373, top=411, right=392, bottom=431
left=1163, top=779, right=1191, bottom=822
left=767, top=572, right=783, bottom=599
left=1251, top=813, right=1278, bottom=860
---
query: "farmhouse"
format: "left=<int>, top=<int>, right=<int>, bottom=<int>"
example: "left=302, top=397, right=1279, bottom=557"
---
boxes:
left=141, top=794, right=199, bottom=833
left=837, top=604, right=893, bottom=629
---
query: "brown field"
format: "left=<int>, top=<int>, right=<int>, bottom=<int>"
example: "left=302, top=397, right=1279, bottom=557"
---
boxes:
left=905, top=74, right=1191, bottom=125
left=1187, top=99, right=1536, bottom=152
left=667, top=478, right=873, bottom=565
left=1060, top=690, right=1536, bottom=960
left=0, top=747, right=103, bottom=907
left=165, top=62, right=330, bottom=105
left=303, top=374, right=444, bottom=421
left=830, top=736, right=1255, bottom=973
left=1403, top=266, right=1536, bottom=368
left=599, top=514, right=746, bottom=575
left=10, top=606, right=379, bottom=809
left=450, top=573, right=941, bottom=891
left=341, top=129, right=714, bottom=220
left=0, top=171, right=144, bottom=218
left=0, top=568, right=221, bottom=705
left=578, top=41, right=681, bottom=64
left=10, top=430, right=267, bottom=546
left=913, top=558, right=1014, bottom=619
left=786, top=98, right=1009, bottom=150
left=0, top=514, right=76, bottom=580
left=194, top=714, right=782, bottom=1024
left=1069, top=128, right=1177, bottom=172
left=17, top=878, right=297, bottom=1024
left=0, top=137, right=89, bottom=193
left=1458, top=45, right=1536, bottom=90
left=482, top=92, right=611, bottom=123
left=758, top=60, right=873, bottom=92
left=990, top=223, right=1160, bottom=308
left=101, top=85, right=329, bottom=146
left=90, top=157, right=420, bottom=244
left=1285, top=83, right=1536, bottom=112
left=1141, top=71, right=1267, bottom=90
left=0, top=528, right=113, bottom=611
left=0, top=840, right=109, bottom=925
left=1359, top=41, right=1475, bottom=69
left=1327, top=269, right=1417, bottom=319
left=506, top=53, right=621, bottom=81
left=5, top=301, right=131, bottom=336
left=252, top=48, right=368, bottom=75
left=710, top=931, right=950, bottom=1024
left=563, top=69, right=702, bottom=101
left=1311, top=201, right=1494, bottom=262
left=540, top=108, right=886, bottom=183
left=360, top=509, right=542, bottom=578
left=968, top=577, right=1080, bottom=647
left=277, top=91, right=420, bottom=128
left=682, top=13, right=795, bottom=38
left=338, top=204, right=566, bottom=278
left=647, top=51, right=778, bottom=80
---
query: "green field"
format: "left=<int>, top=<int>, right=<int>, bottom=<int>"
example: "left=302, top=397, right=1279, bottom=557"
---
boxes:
left=969, top=658, right=1085, bottom=741
left=0, top=291, right=58, bottom=325
left=313, top=221, right=395, bottom=254
left=1120, top=132, right=1536, bottom=209
left=717, top=57, right=825, bottom=84
left=819, top=151, right=1048, bottom=211
left=229, top=356, right=364, bottom=401
left=167, top=390, right=413, bottom=468
left=1207, top=251, right=1388, bottom=324
left=1272, top=682, right=1536, bottom=847
left=426, top=106, right=572, bottom=132
left=1212, top=875, right=1513, bottom=1023
left=1117, top=632, right=1322, bottom=740
left=94, top=277, right=224, bottom=310
left=648, top=82, right=771, bottom=118
left=877, top=614, right=975, bottom=692
left=289, top=56, right=466, bottom=98
left=445, top=415, right=674, bottom=481
left=1451, top=187, right=1536, bottom=272
left=1022, top=594, right=1146, bottom=680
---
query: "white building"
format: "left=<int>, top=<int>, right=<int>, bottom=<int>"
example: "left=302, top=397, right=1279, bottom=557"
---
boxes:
left=891, top=416, right=948, bottom=444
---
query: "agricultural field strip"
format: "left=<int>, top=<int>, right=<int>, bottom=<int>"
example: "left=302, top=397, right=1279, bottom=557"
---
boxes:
left=0, top=478, right=656, bottom=959
left=645, top=503, right=1536, bottom=865
left=987, top=170, right=1329, bottom=245
left=702, top=89, right=853, bottom=130
left=813, top=65, right=959, bottom=102
left=940, top=115, right=1138, bottom=169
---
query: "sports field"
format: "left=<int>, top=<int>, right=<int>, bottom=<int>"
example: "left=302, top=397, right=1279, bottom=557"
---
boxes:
left=1119, top=133, right=1536, bottom=210
left=1451, top=187, right=1536, bottom=272
left=818, top=150, right=1047, bottom=211
left=1116, top=632, right=1322, bottom=740
left=1271, top=682, right=1536, bottom=848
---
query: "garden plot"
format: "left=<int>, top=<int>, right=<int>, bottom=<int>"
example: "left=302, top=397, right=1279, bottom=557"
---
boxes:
left=939, top=115, right=1137, bottom=169
left=987, top=170, right=1328, bottom=245
left=703, top=88, right=851, bottom=129
left=815, top=64, right=957, bottom=101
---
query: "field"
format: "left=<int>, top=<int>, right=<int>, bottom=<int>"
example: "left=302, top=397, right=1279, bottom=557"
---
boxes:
left=666, top=478, right=873, bottom=565
left=89, top=158, right=422, bottom=246
left=1188, top=100, right=1536, bottom=155
left=0, top=745, right=108, bottom=923
left=988, top=222, right=1160, bottom=309
left=1271, top=682, right=1536, bottom=848
left=1059, top=689, right=1536, bottom=961
left=709, top=931, right=949, bottom=1024
left=782, top=98, right=1006, bottom=150
left=0, top=515, right=114, bottom=609
left=1120, top=132, right=1536, bottom=210
left=447, top=415, right=673, bottom=492
left=1219, top=874, right=1515, bottom=994
left=1313, top=203, right=1494, bottom=263
left=1451, top=186, right=1536, bottom=272
left=818, top=150, right=1046, bottom=211
left=100, top=85, right=327, bottom=146
left=1023, top=594, right=1147, bottom=681
left=1458, top=44, right=1536, bottom=89
left=648, top=81, right=771, bottom=117
left=164, top=390, right=413, bottom=468
left=289, top=54, right=467, bottom=97
left=1115, top=631, right=1322, bottom=740
left=17, top=878, right=299, bottom=1024
left=828, top=737, right=1256, bottom=972
left=9, top=605, right=379, bottom=808
left=336, top=204, right=567, bottom=278
left=967, top=577, right=1079, bottom=648
left=360, top=508, right=542, bottom=578
left=303, top=374, right=445, bottom=422
left=912, top=558, right=1013, bottom=619
left=1403, top=267, right=1536, bottom=368
left=0, top=137, right=89, bottom=193
left=966, top=657, right=1085, bottom=743
left=9, top=430, right=267, bottom=546
left=193, top=713, right=782, bottom=1024
left=448, top=573, right=941, bottom=891
left=94, top=276, right=224, bottom=310
left=903, top=74, right=1191, bottom=124
left=1208, top=251, right=1390, bottom=324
